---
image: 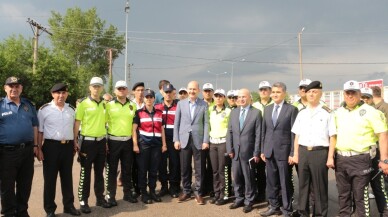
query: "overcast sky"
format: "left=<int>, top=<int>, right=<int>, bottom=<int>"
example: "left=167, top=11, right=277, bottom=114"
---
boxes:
left=1, top=1, right=388, bottom=94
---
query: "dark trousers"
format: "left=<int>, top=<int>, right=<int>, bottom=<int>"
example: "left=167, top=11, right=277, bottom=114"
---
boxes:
left=370, top=149, right=388, bottom=215
left=136, top=145, right=162, bottom=192
left=158, top=139, right=181, bottom=187
left=232, top=156, right=256, bottom=206
left=42, top=140, right=75, bottom=213
left=224, top=153, right=233, bottom=198
left=335, top=154, right=371, bottom=217
left=255, top=160, right=267, bottom=199
left=77, top=139, right=106, bottom=203
left=180, top=137, right=206, bottom=196
left=0, top=145, right=34, bottom=217
left=209, top=142, right=226, bottom=198
left=266, top=156, right=293, bottom=214
left=204, top=149, right=214, bottom=195
left=106, top=139, right=134, bottom=199
left=297, top=147, right=328, bottom=217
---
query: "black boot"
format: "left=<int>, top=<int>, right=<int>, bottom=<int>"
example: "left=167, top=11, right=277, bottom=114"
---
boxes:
left=150, top=190, right=162, bottom=202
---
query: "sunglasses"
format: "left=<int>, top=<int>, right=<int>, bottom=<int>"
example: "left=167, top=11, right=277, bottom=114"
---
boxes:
left=117, top=87, right=127, bottom=91
left=228, top=96, right=235, bottom=99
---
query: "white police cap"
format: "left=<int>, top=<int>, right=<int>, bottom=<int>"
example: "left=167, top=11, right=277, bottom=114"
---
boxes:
left=343, top=80, right=360, bottom=91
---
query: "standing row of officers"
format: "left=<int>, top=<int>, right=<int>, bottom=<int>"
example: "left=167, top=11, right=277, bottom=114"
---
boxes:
left=1, top=75, right=388, bottom=217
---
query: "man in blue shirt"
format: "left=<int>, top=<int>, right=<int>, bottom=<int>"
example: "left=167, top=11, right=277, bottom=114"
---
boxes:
left=0, top=76, right=39, bottom=217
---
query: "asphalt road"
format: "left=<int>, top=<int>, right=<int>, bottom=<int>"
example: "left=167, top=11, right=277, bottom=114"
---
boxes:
left=27, top=159, right=379, bottom=217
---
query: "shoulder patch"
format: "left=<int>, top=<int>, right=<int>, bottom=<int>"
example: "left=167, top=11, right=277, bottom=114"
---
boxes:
left=322, top=105, right=332, bottom=113
left=39, top=103, right=50, bottom=110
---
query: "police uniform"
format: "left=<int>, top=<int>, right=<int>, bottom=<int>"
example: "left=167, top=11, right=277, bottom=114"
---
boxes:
left=333, top=81, right=387, bottom=217
left=208, top=89, right=231, bottom=205
left=37, top=83, right=80, bottom=216
left=0, top=77, right=38, bottom=217
left=291, top=81, right=335, bottom=217
left=75, top=77, right=111, bottom=212
left=133, top=89, right=165, bottom=204
left=154, top=84, right=181, bottom=198
left=105, top=89, right=138, bottom=205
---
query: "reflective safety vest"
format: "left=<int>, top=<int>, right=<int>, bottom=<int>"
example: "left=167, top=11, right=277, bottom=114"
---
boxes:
left=154, top=100, right=177, bottom=139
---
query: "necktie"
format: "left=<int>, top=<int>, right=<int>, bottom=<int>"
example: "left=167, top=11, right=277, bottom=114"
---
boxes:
left=239, top=108, right=246, bottom=130
left=272, top=105, right=279, bottom=126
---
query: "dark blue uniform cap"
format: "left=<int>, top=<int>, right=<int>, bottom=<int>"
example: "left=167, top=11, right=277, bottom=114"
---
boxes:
left=305, top=81, right=322, bottom=92
left=132, top=82, right=144, bottom=91
left=5, top=76, right=21, bottom=85
left=51, top=83, right=68, bottom=92
left=163, top=84, right=175, bottom=92
left=144, top=89, right=155, bottom=97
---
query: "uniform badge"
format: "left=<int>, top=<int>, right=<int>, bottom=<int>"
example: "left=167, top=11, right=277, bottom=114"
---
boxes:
left=10, top=77, right=18, bottom=82
left=380, top=113, right=385, bottom=121
left=23, top=105, right=29, bottom=111
left=129, top=105, right=133, bottom=110
left=359, top=109, right=366, bottom=117
left=221, top=112, right=226, bottom=118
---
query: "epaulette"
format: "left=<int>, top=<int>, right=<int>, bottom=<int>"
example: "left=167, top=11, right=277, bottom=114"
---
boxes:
left=69, top=104, right=76, bottom=111
left=39, top=103, right=50, bottom=110
left=322, top=105, right=331, bottom=113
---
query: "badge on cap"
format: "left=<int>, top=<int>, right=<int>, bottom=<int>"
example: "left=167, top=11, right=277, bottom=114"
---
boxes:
left=10, top=77, right=18, bottom=83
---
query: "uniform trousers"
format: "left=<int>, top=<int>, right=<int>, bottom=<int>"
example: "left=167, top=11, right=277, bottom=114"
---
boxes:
left=224, top=153, right=233, bottom=198
left=209, top=142, right=226, bottom=198
left=180, top=135, right=206, bottom=196
left=335, top=153, right=371, bottom=217
left=370, top=148, right=388, bottom=215
left=0, top=144, right=34, bottom=217
left=106, top=139, right=134, bottom=199
left=136, top=145, right=162, bottom=193
left=42, top=139, right=75, bottom=213
left=158, top=138, right=181, bottom=189
left=297, top=146, right=329, bottom=217
left=77, top=138, right=106, bottom=203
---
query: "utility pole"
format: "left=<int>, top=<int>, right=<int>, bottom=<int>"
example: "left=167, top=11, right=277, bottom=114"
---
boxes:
left=298, top=27, right=305, bottom=80
left=124, top=0, right=130, bottom=83
left=107, top=48, right=114, bottom=94
left=27, top=18, right=52, bottom=74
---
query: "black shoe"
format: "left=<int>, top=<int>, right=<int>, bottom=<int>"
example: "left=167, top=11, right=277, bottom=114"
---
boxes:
left=209, top=197, right=218, bottom=204
left=260, top=208, right=282, bottom=216
left=64, top=207, right=81, bottom=216
left=243, top=204, right=253, bottom=213
left=229, top=202, right=243, bottom=209
left=141, top=193, right=153, bottom=204
left=150, top=192, right=162, bottom=202
left=107, top=198, right=118, bottom=207
left=215, top=198, right=227, bottom=206
left=80, top=204, right=91, bottom=214
left=46, top=212, right=55, bottom=217
left=123, top=195, right=138, bottom=203
left=170, top=185, right=180, bottom=198
left=96, top=199, right=112, bottom=208
left=158, top=186, right=169, bottom=197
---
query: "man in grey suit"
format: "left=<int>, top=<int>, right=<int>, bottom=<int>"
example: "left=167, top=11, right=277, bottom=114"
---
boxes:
left=226, top=88, right=262, bottom=213
left=260, top=82, right=298, bottom=217
left=174, top=81, right=209, bottom=205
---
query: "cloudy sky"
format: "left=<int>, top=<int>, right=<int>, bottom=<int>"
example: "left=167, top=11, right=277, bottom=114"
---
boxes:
left=1, top=1, right=388, bottom=94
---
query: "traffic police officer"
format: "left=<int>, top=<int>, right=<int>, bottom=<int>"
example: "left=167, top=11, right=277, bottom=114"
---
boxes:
left=133, top=89, right=167, bottom=204
left=360, top=87, right=374, bottom=106
left=155, top=84, right=181, bottom=198
left=327, top=80, right=388, bottom=217
left=292, top=78, right=312, bottom=111
left=105, top=80, right=138, bottom=206
left=37, top=83, right=81, bottom=217
left=74, top=77, right=111, bottom=214
left=0, top=76, right=38, bottom=217
left=291, top=81, right=336, bottom=217
left=178, top=87, right=188, bottom=100
left=252, top=81, right=273, bottom=114
left=226, top=90, right=237, bottom=109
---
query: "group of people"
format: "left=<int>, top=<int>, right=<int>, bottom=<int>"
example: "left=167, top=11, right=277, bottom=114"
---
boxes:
left=1, top=75, right=388, bottom=217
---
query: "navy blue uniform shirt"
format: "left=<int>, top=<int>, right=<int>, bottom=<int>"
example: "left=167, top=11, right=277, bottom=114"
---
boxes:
left=0, top=97, right=38, bottom=144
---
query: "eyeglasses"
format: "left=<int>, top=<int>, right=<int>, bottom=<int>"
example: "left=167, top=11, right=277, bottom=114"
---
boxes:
left=117, top=87, right=127, bottom=91
left=228, top=96, right=235, bottom=99
left=203, top=90, right=213, bottom=93
left=179, top=92, right=187, bottom=95
left=259, top=88, right=270, bottom=92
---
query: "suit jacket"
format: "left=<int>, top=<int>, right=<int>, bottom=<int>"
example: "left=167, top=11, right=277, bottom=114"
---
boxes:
left=226, top=106, right=262, bottom=161
left=173, top=98, right=209, bottom=150
left=261, top=102, right=298, bottom=160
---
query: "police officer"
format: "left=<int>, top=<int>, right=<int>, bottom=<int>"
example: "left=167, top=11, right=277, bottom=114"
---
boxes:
left=226, top=90, right=237, bottom=109
left=291, top=81, right=336, bottom=217
left=252, top=81, right=273, bottom=114
left=74, top=77, right=111, bottom=214
left=155, top=84, right=181, bottom=198
left=327, top=80, right=388, bottom=217
left=37, top=83, right=81, bottom=217
left=105, top=80, right=138, bottom=206
left=0, top=76, right=39, bottom=217
left=208, top=89, right=231, bottom=206
left=360, top=87, right=374, bottom=106
left=133, top=89, right=167, bottom=204
left=292, top=78, right=312, bottom=110
left=178, top=87, right=188, bottom=100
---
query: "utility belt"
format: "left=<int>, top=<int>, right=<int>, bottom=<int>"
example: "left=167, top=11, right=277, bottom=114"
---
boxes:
left=300, top=145, right=328, bottom=151
left=336, top=145, right=376, bottom=158
left=82, top=136, right=105, bottom=141
left=108, top=135, right=132, bottom=141
left=45, top=139, right=72, bottom=144
left=0, top=141, right=33, bottom=151
left=210, top=137, right=226, bottom=144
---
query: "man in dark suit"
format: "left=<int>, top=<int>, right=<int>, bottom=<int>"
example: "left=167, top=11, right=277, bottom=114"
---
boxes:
left=260, top=82, right=298, bottom=217
left=226, top=88, right=262, bottom=213
left=174, top=81, right=209, bottom=205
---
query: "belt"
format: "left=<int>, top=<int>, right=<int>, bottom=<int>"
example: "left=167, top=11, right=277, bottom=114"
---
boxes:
left=300, top=145, right=328, bottom=151
left=83, top=136, right=105, bottom=141
left=109, top=135, right=132, bottom=141
left=45, top=139, right=72, bottom=144
left=0, top=142, right=32, bottom=151
left=337, top=150, right=369, bottom=157
left=210, top=137, right=226, bottom=144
